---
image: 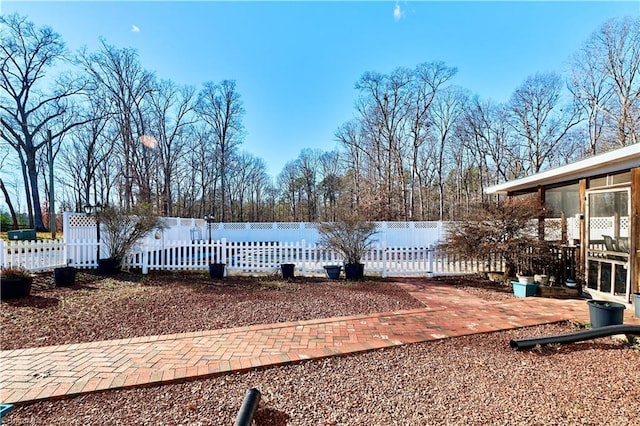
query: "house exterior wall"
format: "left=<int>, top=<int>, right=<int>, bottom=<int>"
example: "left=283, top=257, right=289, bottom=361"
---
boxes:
left=631, top=167, right=639, bottom=294
left=506, top=166, right=638, bottom=301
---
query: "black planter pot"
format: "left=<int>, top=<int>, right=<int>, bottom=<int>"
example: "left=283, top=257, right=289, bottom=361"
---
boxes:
left=209, top=263, right=226, bottom=280
left=97, top=258, right=122, bottom=275
left=323, top=265, right=342, bottom=280
left=587, top=300, right=626, bottom=328
left=54, top=266, right=77, bottom=287
left=280, top=263, right=295, bottom=279
left=344, top=263, right=365, bottom=280
left=0, top=276, right=33, bottom=300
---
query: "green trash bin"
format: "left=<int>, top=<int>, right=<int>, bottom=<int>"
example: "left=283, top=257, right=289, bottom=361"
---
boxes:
left=7, top=229, right=36, bottom=241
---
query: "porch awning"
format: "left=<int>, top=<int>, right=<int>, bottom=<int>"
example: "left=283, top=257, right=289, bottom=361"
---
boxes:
left=485, top=143, right=640, bottom=194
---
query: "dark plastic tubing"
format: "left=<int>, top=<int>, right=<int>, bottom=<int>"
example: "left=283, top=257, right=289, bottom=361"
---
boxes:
left=510, top=325, right=640, bottom=351
left=234, top=387, right=261, bottom=426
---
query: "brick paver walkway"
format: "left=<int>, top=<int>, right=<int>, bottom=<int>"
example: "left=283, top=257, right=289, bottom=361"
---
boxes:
left=2, top=280, right=638, bottom=405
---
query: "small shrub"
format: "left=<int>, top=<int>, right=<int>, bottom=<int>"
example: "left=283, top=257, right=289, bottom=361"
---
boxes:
left=440, top=197, right=554, bottom=280
left=98, top=204, right=166, bottom=260
left=318, top=216, right=378, bottom=264
left=1, top=265, right=31, bottom=278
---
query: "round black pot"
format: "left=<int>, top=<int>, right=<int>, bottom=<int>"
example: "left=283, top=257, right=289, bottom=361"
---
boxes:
left=0, top=276, right=33, bottom=299
left=280, top=263, right=295, bottom=279
left=587, top=300, right=626, bottom=328
left=209, top=263, right=226, bottom=280
left=323, top=265, right=341, bottom=280
left=54, top=266, right=77, bottom=287
left=344, top=263, right=365, bottom=280
left=97, top=258, right=122, bottom=275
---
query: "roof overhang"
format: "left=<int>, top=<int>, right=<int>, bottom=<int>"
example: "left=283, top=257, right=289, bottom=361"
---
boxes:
left=485, top=143, right=640, bottom=194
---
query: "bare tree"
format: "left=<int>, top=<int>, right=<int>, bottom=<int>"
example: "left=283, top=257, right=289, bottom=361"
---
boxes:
left=80, top=39, right=155, bottom=209
left=196, top=80, right=245, bottom=221
left=0, top=147, right=19, bottom=228
left=0, top=14, right=90, bottom=230
left=570, top=16, right=640, bottom=150
left=335, top=120, right=365, bottom=214
left=318, top=150, right=343, bottom=221
left=148, top=79, right=196, bottom=215
left=509, top=72, right=582, bottom=174
left=277, top=160, right=304, bottom=221
left=429, top=86, right=468, bottom=220
left=355, top=68, right=412, bottom=220
left=407, top=61, right=457, bottom=220
left=58, top=93, right=114, bottom=210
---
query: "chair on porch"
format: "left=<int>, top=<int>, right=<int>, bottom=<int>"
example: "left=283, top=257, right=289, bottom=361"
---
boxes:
left=602, top=235, right=626, bottom=261
left=616, top=237, right=629, bottom=253
left=602, top=235, right=616, bottom=252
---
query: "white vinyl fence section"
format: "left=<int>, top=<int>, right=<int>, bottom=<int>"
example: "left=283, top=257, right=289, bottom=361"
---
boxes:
left=0, top=239, right=68, bottom=272
left=62, top=212, right=446, bottom=247
left=1, top=236, right=501, bottom=278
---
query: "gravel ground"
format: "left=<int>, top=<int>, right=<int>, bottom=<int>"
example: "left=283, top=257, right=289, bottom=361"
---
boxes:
left=2, top=271, right=639, bottom=425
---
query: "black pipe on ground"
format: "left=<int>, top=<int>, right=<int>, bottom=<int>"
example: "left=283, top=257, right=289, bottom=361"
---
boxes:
left=234, top=387, right=261, bottom=426
left=510, top=325, right=640, bottom=351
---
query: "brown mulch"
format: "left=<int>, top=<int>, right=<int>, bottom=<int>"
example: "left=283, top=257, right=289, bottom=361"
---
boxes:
left=2, top=271, right=639, bottom=425
left=1, top=270, right=425, bottom=350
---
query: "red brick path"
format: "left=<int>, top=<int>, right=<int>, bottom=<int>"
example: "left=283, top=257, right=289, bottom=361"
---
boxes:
left=1, top=280, right=638, bottom=405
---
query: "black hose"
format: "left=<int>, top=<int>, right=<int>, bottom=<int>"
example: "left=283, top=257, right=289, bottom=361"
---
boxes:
left=234, top=387, right=261, bottom=426
left=510, top=325, right=640, bottom=351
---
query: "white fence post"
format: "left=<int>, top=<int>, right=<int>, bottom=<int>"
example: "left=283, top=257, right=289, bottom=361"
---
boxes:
left=221, top=238, right=227, bottom=264
left=382, top=242, right=387, bottom=278
left=428, top=244, right=434, bottom=274
left=301, top=239, right=306, bottom=276
left=142, top=246, right=148, bottom=275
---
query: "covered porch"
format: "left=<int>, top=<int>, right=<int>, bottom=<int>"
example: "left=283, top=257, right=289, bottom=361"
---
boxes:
left=486, top=143, right=640, bottom=304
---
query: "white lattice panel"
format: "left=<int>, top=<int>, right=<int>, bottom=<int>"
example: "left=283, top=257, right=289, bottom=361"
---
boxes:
left=68, top=214, right=95, bottom=227
left=277, top=223, right=299, bottom=229
left=387, top=222, right=409, bottom=229
left=250, top=223, right=273, bottom=230
left=223, top=223, right=246, bottom=230
left=590, top=217, right=613, bottom=231
left=620, top=217, right=630, bottom=236
left=414, top=222, right=439, bottom=229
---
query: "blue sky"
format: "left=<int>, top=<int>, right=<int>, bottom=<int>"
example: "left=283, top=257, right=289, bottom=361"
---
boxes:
left=2, top=1, right=640, bottom=177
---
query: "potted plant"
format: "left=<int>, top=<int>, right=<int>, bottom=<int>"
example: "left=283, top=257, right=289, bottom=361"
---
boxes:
left=280, top=263, right=295, bottom=279
left=323, top=264, right=342, bottom=279
left=1, top=265, right=33, bottom=299
left=97, top=204, right=166, bottom=275
left=511, top=279, right=539, bottom=298
left=209, top=262, right=226, bottom=280
left=318, top=216, right=377, bottom=280
left=54, top=260, right=77, bottom=287
left=587, top=300, right=626, bottom=328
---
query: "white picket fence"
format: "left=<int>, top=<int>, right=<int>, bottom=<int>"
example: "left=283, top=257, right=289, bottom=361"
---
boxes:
left=0, top=238, right=500, bottom=278
left=0, top=239, right=68, bottom=272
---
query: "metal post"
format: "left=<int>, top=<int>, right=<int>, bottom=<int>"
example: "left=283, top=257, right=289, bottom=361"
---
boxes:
left=48, top=130, right=55, bottom=239
left=204, top=214, right=215, bottom=264
left=204, top=215, right=214, bottom=244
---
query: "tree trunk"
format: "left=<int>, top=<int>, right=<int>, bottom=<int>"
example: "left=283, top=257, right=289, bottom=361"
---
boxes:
left=0, top=178, right=19, bottom=229
left=26, top=154, right=46, bottom=231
